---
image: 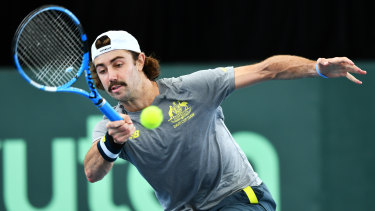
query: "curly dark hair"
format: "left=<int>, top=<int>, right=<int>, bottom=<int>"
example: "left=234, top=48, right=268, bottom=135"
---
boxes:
left=90, top=36, right=160, bottom=90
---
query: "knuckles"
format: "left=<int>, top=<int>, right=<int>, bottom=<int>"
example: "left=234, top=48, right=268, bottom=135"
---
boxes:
left=108, top=122, right=135, bottom=144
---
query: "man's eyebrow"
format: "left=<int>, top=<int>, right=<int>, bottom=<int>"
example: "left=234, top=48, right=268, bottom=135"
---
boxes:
left=110, top=56, right=125, bottom=64
left=95, top=56, right=125, bottom=69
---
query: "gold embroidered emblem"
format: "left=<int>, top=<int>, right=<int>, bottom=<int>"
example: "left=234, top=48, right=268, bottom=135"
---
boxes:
left=168, top=101, right=195, bottom=128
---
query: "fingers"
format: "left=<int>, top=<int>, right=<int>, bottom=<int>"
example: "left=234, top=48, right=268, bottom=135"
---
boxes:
left=346, top=72, right=362, bottom=85
left=106, top=119, right=125, bottom=128
left=318, top=57, right=354, bottom=66
left=106, top=114, right=136, bottom=144
left=333, top=57, right=354, bottom=65
left=351, top=65, right=367, bottom=75
left=341, top=61, right=367, bottom=77
left=106, top=114, right=133, bottom=128
left=122, top=113, right=133, bottom=124
left=111, top=125, right=136, bottom=144
left=348, top=65, right=366, bottom=75
left=317, top=57, right=367, bottom=80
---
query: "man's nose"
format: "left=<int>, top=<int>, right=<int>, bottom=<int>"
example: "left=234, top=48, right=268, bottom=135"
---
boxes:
left=108, top=68, right=117, bottom=82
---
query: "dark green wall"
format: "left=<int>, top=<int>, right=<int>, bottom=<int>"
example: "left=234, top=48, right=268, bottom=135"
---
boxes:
left=0, top=62, right=373, bottom=211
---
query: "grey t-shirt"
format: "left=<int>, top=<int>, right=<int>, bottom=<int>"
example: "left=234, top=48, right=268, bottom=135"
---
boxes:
left=92, top=67, right=262, bottom=210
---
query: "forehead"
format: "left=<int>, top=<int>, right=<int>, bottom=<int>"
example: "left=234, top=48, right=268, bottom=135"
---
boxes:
left=93, top=49, right=132, bottom=65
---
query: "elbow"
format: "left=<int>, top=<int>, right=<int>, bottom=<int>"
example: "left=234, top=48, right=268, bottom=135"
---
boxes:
left=85, top=168, right=96, bottom=183
left=83, top=145, right=113, bottom=183
left=85, top=167, right=101, bottom=183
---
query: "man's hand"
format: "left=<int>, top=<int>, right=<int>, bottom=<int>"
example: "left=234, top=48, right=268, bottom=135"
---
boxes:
left=317, top=57, right=367, bottom=84
left=106, top=113, right=136, bottom=144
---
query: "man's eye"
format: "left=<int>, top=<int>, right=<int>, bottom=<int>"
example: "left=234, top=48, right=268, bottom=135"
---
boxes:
left=97, top=69, right=105, bottom=74
left=115, top=63, right=123, bottom=67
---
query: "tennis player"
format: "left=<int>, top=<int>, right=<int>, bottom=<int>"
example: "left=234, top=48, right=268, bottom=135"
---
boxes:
left=84, top=30, right=366, bottom=211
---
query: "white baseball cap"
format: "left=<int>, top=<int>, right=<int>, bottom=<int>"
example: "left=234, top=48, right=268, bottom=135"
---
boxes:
left=91, top=30, right=141, bottom=61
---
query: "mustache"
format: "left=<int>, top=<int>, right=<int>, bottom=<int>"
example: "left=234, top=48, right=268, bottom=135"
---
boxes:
left=108, top=81, right=127, bottom=93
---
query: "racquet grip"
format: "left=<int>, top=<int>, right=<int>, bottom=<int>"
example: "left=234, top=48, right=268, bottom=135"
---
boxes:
left=99, top=101, right=123, bottom=121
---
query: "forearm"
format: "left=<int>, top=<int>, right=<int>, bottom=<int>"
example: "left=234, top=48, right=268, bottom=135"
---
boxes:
left=261, top=55, right=317, bottom=80
left=84, top=114, right=134, bottom=183
left=84, top=140, right=114, bottom=183
left=234, top=55, right=317, bottom=89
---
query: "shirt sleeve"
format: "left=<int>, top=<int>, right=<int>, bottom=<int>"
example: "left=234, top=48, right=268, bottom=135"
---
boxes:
left=91, top=117, right=108, bottom=143
left=91, top=104, right=122, bottom=143
left=179, top=66, right=235, bottom=108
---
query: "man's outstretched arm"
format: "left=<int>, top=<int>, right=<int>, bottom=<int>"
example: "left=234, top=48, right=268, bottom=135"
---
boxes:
left=234, top=55, right=367, bottom=89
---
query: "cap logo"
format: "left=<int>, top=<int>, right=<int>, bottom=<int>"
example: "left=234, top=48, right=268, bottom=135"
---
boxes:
left=95, top=35, right=111, bottom=49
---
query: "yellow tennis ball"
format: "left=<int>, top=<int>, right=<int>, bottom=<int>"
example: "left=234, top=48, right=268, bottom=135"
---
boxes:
left=140, top=105, right=163, bottom=129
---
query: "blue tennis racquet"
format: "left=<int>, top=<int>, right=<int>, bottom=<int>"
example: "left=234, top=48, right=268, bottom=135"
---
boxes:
left=12, top=5, right=122, bottom=121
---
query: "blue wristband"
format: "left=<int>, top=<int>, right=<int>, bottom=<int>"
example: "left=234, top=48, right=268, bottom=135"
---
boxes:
left=315, top=63, right=328, bottom=79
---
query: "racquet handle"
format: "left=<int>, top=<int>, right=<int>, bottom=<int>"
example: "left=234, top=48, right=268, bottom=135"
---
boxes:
left=98, top=100, right=123, bottom=121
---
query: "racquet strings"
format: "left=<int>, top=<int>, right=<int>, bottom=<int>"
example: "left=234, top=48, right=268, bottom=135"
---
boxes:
left=16, top=9, right=84, bottom=87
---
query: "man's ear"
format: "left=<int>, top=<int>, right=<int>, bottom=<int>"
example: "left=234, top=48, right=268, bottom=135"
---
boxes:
left=136, top=53, right=146, bottom=71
